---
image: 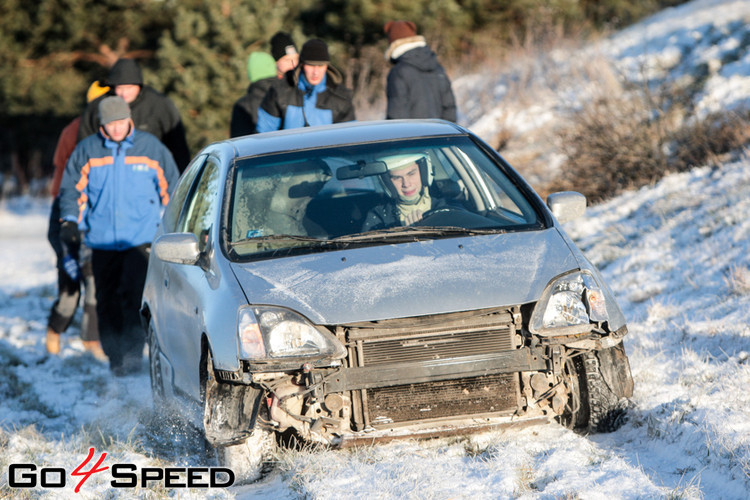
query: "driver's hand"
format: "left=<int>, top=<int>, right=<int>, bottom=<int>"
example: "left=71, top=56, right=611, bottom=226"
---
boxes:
left=404, top=210, right=424, bottom=225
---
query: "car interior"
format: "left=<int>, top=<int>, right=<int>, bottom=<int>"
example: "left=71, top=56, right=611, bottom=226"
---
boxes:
left=226, top=138, right=541, bottom=257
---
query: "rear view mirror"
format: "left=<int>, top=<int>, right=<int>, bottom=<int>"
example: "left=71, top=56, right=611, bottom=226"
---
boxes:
left=336, top=161, right=387, bottom=180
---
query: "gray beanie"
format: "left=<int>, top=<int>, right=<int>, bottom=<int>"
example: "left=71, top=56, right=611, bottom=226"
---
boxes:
left=98, top=96, right=131, bottom=124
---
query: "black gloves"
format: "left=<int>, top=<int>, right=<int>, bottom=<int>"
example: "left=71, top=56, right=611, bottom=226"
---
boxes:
left=59, top=220, right=82, bottom=282
left=59, top=220, right=81, bottom=247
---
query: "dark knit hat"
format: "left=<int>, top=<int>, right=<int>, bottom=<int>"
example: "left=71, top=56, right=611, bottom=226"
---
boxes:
left=270, top=32, right=298, bottom=61
left=98, top=96, right=131, bottom=124
left=299, top=39, right=330, bottom=66
left=384, top=20, right=418, bottom=44
left=107, top=58, right=144, bottom=86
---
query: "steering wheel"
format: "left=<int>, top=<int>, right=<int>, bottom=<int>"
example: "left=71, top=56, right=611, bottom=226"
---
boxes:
left=413, top=206, right=494, bottom=228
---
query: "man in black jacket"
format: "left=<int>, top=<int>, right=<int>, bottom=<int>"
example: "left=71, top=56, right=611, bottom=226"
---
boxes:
left=256, top=39, right=355, bottom=132
left=77, top=58, right=191, bottom=172
left=383, top=21, right=457, bottom=122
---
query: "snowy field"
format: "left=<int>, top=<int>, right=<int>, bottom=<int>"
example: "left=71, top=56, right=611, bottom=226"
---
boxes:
left=1, top=0, right=749, bottom=498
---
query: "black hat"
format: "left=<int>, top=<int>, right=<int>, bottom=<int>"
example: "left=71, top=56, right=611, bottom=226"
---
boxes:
left=107, top=58, right=143, bottom=86
left=270, top=32, right=298, bottom=61
left=299, top=39, right=330, bottom=66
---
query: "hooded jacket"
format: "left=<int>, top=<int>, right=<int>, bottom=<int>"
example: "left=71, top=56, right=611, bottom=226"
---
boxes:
left=385, top=38, right=457, bottom=122
left=77, top=62, right=190, bottom=172
left=59, top=127, right=179, bottom=251
left=256, top=65, right=355, bottom=132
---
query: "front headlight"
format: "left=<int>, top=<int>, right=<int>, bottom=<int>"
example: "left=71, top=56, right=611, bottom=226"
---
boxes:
left=530, top=270, right=609, bottom=335
left=237, top=306, right=346, bottom=361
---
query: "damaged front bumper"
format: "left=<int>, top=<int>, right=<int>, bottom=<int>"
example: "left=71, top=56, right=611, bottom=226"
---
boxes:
left=206, top=305, right=627, bottom=448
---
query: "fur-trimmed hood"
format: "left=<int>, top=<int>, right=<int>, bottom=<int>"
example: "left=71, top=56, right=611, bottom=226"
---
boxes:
left=385, top=35, right=427, bottom=61
left=285, top=62, right=345, bottom=88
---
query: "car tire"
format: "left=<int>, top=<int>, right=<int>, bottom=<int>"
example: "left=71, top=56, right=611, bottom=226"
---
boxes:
left=148, top=321, right=167, bottom=413
left=561, top=343, right=633, bottom=433
left=202, top=349, right=274, bottom=483
left=559, top=355, right=588, bottom=430
left=216, top=428, right=276, bottom=484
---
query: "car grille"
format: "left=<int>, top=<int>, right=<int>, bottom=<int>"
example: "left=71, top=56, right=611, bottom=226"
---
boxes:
left=341, top=306, right=522, bottom=426
left=367, top=373, right=518, bottom=423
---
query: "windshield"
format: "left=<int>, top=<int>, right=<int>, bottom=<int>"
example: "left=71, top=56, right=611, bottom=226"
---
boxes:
left=226, top=136, right=544, bottom=259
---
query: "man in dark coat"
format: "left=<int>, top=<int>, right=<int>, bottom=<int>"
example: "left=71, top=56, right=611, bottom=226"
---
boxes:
left=77, top=58, right=191, bottom=172
left=256, top=39, right=355, bottom=132
left=384, top=21, right=457, bottom=122
left=230, top=52, right=278, bottom=137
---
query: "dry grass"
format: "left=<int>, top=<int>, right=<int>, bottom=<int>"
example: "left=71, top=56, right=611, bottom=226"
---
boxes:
left=545, top=80, right=750, bottom=203
left=725, top=265, right=750, bottom=295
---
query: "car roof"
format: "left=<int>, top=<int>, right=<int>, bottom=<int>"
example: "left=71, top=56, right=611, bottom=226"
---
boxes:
left=218, top=119, right=471, bottom=159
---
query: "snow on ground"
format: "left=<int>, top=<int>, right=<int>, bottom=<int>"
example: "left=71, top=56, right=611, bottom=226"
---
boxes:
left=1, top=0, right=749, bottom=497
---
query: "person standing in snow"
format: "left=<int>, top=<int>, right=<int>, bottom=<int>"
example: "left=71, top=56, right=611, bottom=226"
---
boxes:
left=230, top=52, right=279, bottom=137
left=77, top=58, right=191, bottom=172
left=45, top=81, right=109, bottom=360
left=383, top=20, right=457, bottom=122
left=256, top=39, right=355, bottom=132
left=59, top=96, right=179, bottom=376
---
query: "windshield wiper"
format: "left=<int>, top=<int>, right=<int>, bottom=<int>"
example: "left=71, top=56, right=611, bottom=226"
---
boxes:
left=229, top=234, right=339, bottom=247
left=332, top=225, right=503, bottom=243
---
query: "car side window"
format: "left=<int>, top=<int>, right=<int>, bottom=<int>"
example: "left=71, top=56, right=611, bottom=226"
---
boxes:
left=162, top=155, right=207, bottom=233
left=179, top=158, right=221, bottom=251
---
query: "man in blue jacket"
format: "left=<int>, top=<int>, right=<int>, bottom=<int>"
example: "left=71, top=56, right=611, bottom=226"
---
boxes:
left=256, top=39, right=355, bottom=132
left=59, top=96, right=180, bottom=375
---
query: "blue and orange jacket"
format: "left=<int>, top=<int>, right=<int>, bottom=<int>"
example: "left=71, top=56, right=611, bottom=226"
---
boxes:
left=59, top=127, right=180, bottom=251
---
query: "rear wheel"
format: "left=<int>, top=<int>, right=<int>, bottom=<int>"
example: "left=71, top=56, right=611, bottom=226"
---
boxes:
left=147, top=322, right=167, bottom=413
left=560, top=342, right=633, bottom=433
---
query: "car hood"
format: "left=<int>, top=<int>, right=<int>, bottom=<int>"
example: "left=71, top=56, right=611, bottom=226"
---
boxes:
left=229, top=228, right=579, bottom=325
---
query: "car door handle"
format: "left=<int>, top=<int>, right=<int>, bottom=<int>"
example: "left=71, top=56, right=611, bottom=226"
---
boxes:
left=163, top=269, right=170, bottom=289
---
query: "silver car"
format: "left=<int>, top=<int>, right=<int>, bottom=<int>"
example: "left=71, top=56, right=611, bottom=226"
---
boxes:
left=141, top=119, right=633, bottom=481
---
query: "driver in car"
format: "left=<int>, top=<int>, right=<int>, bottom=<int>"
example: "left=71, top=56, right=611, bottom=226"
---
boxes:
left=362, top=152, right=446, bottom=231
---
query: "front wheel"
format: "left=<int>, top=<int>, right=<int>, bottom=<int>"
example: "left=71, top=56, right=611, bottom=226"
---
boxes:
left=216, top=428, right=276, bottom=484
left=202, top=348, right=274, bottom=483
left=560, top=343, right=633, bottom=433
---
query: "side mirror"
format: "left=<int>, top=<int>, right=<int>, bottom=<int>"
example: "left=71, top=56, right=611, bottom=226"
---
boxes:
left=153, top=233, right=201, bottom=265
left=547, top=191, right=586, bottom=224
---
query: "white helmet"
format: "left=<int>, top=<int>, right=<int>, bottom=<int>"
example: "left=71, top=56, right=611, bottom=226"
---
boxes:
left=378, top=152, right=433, bottom=199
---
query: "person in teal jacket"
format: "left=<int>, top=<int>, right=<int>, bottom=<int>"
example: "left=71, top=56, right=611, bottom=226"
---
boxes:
left=59, top=96, right=179, bottom=375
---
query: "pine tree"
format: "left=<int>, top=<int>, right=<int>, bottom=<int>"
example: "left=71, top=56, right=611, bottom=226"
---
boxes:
left=0, top=0, right=169, bottom=192
left=153, top=0, right=311, bottom=151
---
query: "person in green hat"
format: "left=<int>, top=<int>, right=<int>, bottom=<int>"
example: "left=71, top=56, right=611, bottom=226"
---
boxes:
left=230, top=51, right=278, bottom=137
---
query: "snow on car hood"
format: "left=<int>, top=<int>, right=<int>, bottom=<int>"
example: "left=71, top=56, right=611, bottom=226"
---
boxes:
left=229, top=228, right=579, bottom=325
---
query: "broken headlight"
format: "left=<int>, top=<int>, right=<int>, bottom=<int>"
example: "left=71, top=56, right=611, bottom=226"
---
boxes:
left=237, top=306, right=346, bottom=361
left=529, top=270, right=609, bottom=335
